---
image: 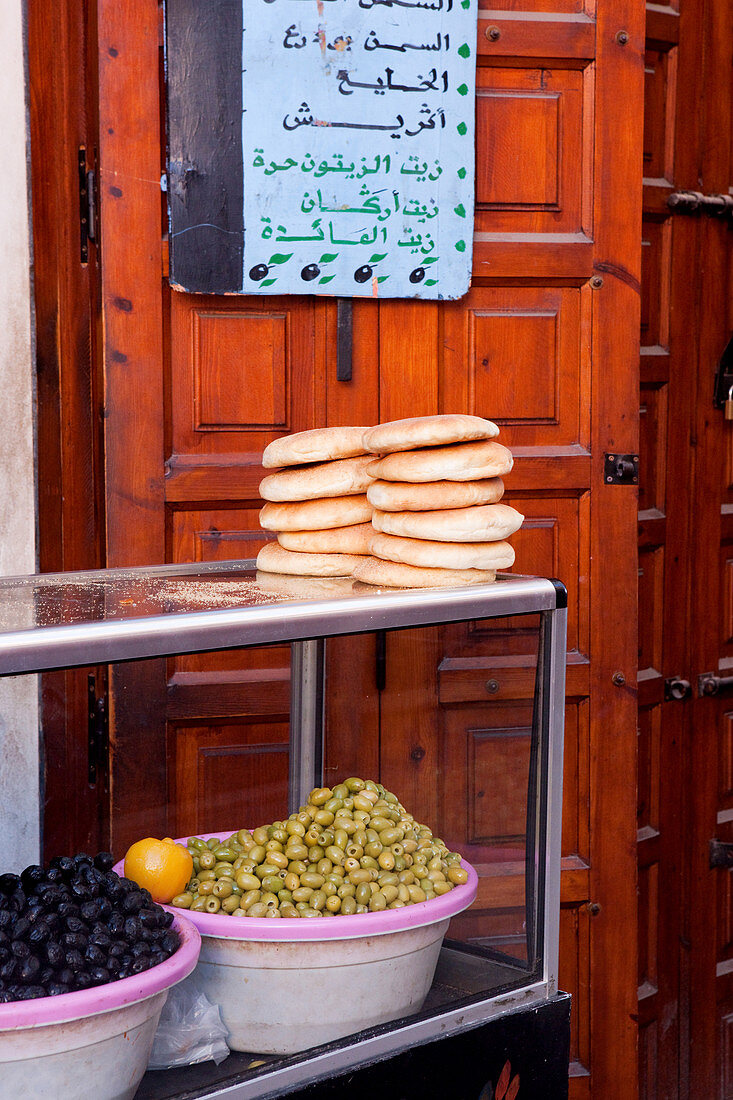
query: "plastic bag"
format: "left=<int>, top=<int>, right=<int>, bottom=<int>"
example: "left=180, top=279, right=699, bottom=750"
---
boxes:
left=147, top=971, right=230, bottom=1069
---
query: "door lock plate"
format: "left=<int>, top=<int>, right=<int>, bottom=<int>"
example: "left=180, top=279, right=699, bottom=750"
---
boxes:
left=604, top=454, right=639, bottom=485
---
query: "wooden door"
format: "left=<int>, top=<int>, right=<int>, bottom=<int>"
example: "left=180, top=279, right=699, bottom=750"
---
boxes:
left=638, top=0, right=733, bottom=1094
left=91, top=0, right=643, bottom=1094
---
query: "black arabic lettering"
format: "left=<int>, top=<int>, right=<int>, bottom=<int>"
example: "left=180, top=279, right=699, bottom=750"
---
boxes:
left=364, top=31, right=447, bottom=53
left=336, top=67, right=446, bottom=96
left=283, top=24, right=307, bottom=48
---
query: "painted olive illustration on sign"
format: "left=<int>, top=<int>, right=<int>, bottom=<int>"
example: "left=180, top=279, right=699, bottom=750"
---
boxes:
left=354, top=265, right=373, bottom=283
left=409, top=267, right=425, bottom=284
left=301, top=264, right=320, bottom=281
left=249, top=264, right=269, bottom=281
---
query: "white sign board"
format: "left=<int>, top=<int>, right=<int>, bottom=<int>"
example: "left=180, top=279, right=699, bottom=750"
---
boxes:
left=241, top=0, right=478, bottom=298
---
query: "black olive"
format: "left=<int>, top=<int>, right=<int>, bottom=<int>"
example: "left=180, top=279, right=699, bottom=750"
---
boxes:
left=39, top=966, right=54, bottom=985
left=122, top=891, right=143, bottom=914
left=409, top=267, right=425, bottom=284
left=73, top=853, right=93, bottom=868
left=47, top=982, right=70, bottom=996
left=301, top=264, right=320, bottom=281
left=97, top=898, right=113, bottom=920
left=249, top=264, right=269, bottom=281
left=131, top=957, right=150, bottom=974
left=54, top=856, right=76, bottom=879
left=46, top=942, right=65, bottom=969
left=354, top=265, right=372, bottom=283
left=10, top=888, right=26, bottom=912
left=94, top=853, right=114, bottom=873
left=108, top=941, right=126, bottom=959
left=0, top=911, right=11, bottom=930
left=90, top=931, right=111, bottom=951
left=161, top=931, right=179, bottom=955
left=44, top=911, right=60, bottom=932
left=28, top=923, right=50, bottom=946
left=124, top=916, right=142, bottom=941
left=89, top=966, right=110, bottom=985
left=70, top=882, right=90, bottom=901
left=107, top=913, right=125, bottom=937
left=85, top=944, right=106, bottom=967
left=160, top=910, right=174, bottom=929
left=56, top=902, right=79, bottom=920
left=46, top=867, right=66, bottom=886
left=0, top=947, right=9, bottom=966
left=26, top=903, right=48, bottom=922
left=0, top=874, right=20, bottom=896
left=80, top=900, right=101, bottom=923
left=18, top=956, right=40, bottom=984
left=57, top=967, right=74, bottom=986
left=73, top=971, right=93, bottom=991
left=65, top=915, right=87, bottom=934
left=64, top=949, right=84, bottom=972
left=20, top=866, right=45, bottom=892
left=62, top=933, right=88, bottom=951
left=138, top=909, right=160, bottom=930
left=0, top=960, right=17, bottom=982
left=0, top=992, right=12, bottom=1003
left=106, top=956, right=122, bottom=975
left=131, top=941, right=150, bottom=959
left=11, top=918, right=30, bottom=941
left=11, top=941, right=30, bottom=960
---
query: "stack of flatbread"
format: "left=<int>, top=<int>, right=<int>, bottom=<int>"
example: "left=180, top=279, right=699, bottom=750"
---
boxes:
left=353, top=414, right=523, bottom=588
left=256, top=427, right=374, bottom=576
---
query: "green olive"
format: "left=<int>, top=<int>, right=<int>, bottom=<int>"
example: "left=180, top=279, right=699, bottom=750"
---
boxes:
left=448, top=866, right=468, bottom=885
left=213, top=879, right=234, bottom=899
left=171, top=892, right=193, bottom=908
left=341, top=895, right=357, bottom=915
left=355, top=882, right=371, bottom=906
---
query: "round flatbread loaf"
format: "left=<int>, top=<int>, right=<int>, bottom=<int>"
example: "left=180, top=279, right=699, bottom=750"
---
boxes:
left=262, top=426, right=370, bottom=469
left=366, top=441, right=513, bottom=483
left=363, top=414, right=499, bottom=454
left=367, top=477, right=505, bottom=512
left=278, top=523, right=373, bottom=555
left=256, top=572, right=355, bottom=599
left=260, top=496, right=372, bottom=531
left=352, top=558, right=497, bottom=589
left=260, top=455, right=373, bottom=502
left=369, top=531, right=515, bottom=570
left=256, top=542, right=368, bottom=577
left=372, top=503, right=524, bottom=543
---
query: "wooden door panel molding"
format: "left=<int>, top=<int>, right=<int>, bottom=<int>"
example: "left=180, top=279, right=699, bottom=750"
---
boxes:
left=475, top=67, right=587, bottom=232
left=170, top=293, right=319, bottom=456
left=441, top=284, right=592, bottom=450
left=643, top=44, right=678, bottom=185
left=641, top=219, right=672, bottom=352
left=171, top=719, right=290, bottom=838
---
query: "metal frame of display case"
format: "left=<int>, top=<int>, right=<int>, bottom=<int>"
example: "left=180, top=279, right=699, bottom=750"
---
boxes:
left=0, top=561, right=567, bottom=1099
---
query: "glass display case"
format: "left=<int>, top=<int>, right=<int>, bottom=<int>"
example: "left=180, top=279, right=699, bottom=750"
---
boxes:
left=0, top=561, right=567, bottom=1099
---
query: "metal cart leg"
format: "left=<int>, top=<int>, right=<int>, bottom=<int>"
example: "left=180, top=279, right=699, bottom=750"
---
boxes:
left=288, top=639, right=325, bottom=814
left=539, top=605, right=567, bottom=995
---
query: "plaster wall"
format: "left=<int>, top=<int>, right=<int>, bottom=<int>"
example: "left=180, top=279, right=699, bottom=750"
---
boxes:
left=0, top=0, right=40, bottom=867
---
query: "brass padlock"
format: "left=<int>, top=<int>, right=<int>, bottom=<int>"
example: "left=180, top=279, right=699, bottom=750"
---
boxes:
left=726, top=385, right=733, bottom=420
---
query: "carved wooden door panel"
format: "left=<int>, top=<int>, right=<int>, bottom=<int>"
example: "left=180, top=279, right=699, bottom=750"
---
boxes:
left=95, top=1, right=642, bottom=1096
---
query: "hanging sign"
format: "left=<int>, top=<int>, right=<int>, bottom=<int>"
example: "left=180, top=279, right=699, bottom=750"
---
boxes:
left=166, top=0, right=477, bottom=299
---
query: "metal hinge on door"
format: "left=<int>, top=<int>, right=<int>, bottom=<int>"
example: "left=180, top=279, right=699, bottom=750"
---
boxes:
left=78, top=146, right=97, bottom=263
left=88, top=673, right=109, bottom=786
left=710, top=839, right=733, bottom=869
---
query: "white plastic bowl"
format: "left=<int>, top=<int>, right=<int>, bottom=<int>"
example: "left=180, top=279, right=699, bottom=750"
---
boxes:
left=149, top=833, right=478, bottom=1054
left=0, top=912, right=200, bottom=1100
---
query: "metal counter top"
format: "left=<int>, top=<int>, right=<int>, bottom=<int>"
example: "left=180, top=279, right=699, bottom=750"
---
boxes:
left=0, top=560, right=565, bottom=674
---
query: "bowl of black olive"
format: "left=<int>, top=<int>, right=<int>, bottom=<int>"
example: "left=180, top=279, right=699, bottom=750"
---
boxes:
left=0, top=851, right=200, bottom=1100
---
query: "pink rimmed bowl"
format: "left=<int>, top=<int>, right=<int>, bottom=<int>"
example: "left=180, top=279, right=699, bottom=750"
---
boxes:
left=0, top=912, right=200, bottom=1099
left=118, top=833, right=478, bottom=1054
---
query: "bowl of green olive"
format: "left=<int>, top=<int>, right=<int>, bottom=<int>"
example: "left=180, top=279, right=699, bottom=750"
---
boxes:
left=164, top=778, right=477, bottom=1054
